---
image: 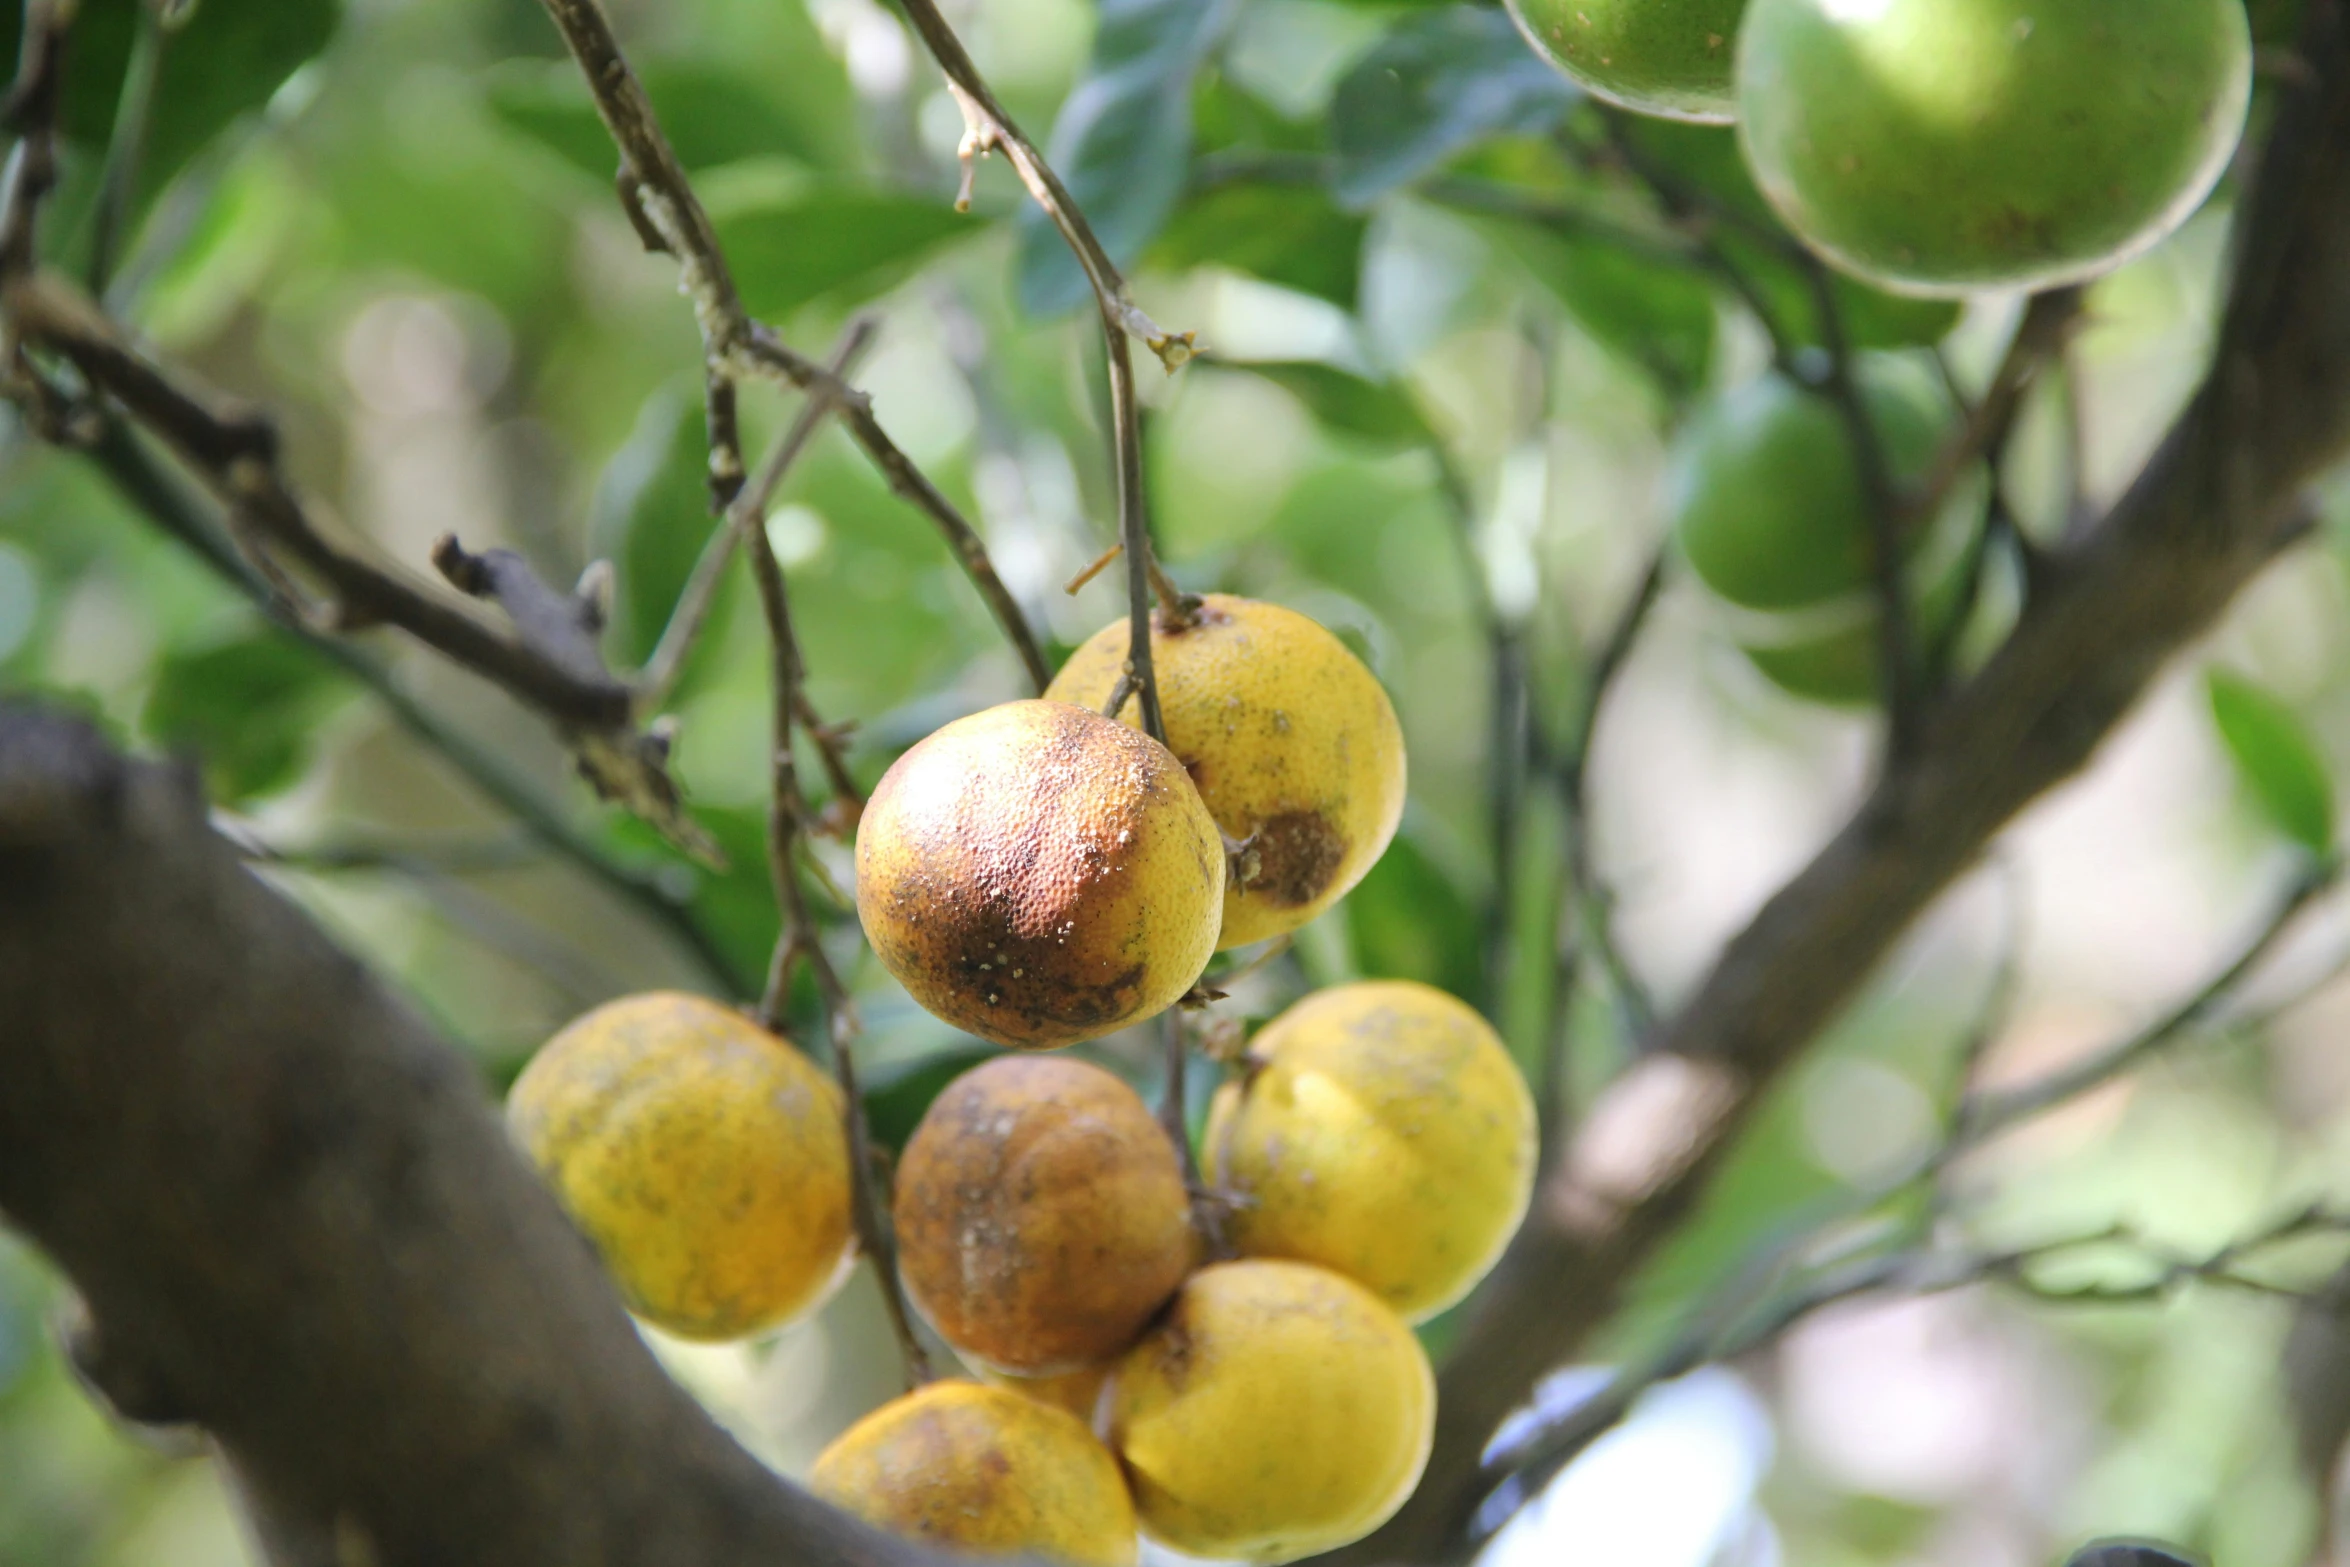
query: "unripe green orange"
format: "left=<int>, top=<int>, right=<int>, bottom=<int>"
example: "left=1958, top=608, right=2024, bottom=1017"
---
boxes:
left=1737, top=0, right=2251, bottom=295
left=894, top=1055, right=1196, bottom=1374
left=1670, top=356, right=1984, bottom=613
left=1205, top=980, right=1536, bottom=1321
left=1045, top=595, right=1406, bottom=950
left=1109, top=1260, right=1434, bottom=1564
left=812, top=1380, right=1138, bottom=1567
left=504, top=992, right=853, bottom=1341
left=855, top=700, right=1224, bottom=1049
left=1506, top=0, right=1747, bottom=123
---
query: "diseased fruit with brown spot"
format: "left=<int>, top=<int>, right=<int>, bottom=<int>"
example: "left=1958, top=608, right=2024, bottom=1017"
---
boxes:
left=896, top=1055, right=1196, bottom=1374
left=504, top=992, right=854, bottom=1342
left=1046, top=596, right=1406, bottom=949
left=854, top=700, right=1225, bottom=1049
left=1205, top=980, right=1536, bottom=1322
left=1108, top=1260, right=1433, bottom=1564
left=812, top=1380, right=1139, bottom=1567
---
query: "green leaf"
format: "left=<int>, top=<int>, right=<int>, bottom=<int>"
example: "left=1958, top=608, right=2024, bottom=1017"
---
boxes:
left=1146, top=181, right=1367, bottom=308
left=1344, top=826, right=1482, bottom=1002
left=1014, top=0, right=1246, bottom=317
left=1479, top=215, right=1715, bottom=393
left=590, top=386, right=727, bottom=674
left=6, top=0, right=339, bottom=211
left=1239, top=361, right=1432, bottom=447
left=713, top=186, right=979, bottom=319
left=485, top=58, right=846, bottom=180
left=1329, top=7, right=1578, bottom=210
left=144, top=631, right=343, bottom=802
left=2208, top=670, right=2336, bottom=854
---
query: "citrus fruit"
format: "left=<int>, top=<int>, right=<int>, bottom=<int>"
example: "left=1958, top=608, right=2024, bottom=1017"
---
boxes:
left=504, top=992, right=854, bottom=1341
left=894, top=1055, right=1195, bottom=1374
left=812, top=1380, right=1138, bottom=1566
left=1203, top=980, right=1536, bottom=1321
left=1737, top=0, right=2252, bottom=295
left=855, top=700, right=1224, bottom=1049
left=1670, top=355, right=1985, bottom=613
left=1108, top=1259, right=1434, bottom=1564
left=1044, top=595, right=1406, bottom=950
left=1506, top=0, right=1748, bottom=123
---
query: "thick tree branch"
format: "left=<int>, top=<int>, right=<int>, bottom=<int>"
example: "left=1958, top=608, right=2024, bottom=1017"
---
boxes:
left=1336, top=6, right=2350, bottom=1559
left=0, top=703, right=956, bottom=1567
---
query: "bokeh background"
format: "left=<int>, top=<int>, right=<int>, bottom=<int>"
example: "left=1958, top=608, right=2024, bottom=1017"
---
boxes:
left=3, top=0, right=2347, bottom=1562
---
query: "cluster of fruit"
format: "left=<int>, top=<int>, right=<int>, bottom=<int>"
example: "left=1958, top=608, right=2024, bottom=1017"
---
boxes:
left=1502, top=0, right=2253, bottom=704
left=505, top=595, right=1540, bottom=1564
left=1508, top=0, right=2252, bottom=299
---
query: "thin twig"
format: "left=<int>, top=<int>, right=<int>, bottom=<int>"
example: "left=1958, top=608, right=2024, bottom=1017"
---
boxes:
left=1555, top=549, right=1667, bottom=1045
left=1959, top=858, right=2342, bottom=1139
left=85, top=0, right=169, bottom=296
left=897, top=0, right=1193, bottom=373
left=729, top=388, right=929, bottom=1387
left=636, top=321, right=879, bottom=715
left=75, top=411, right=752, bottom=992
left=1791, top=252, right=1916, bottom=752
left=531, top=0, right=1050, bottom=694
left=1475, top=1206, right=2350, bottom=1538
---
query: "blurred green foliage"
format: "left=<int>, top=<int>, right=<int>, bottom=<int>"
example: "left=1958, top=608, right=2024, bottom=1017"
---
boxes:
left=0, top=0, right=2342, bottom=1562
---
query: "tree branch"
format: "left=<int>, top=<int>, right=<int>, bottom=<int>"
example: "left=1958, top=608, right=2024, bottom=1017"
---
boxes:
left=1333, top=5, right=2350, bottom=1558
left=0, top=702, right=956, bottom=1567
left=531, top=0, right=1051, bottom=694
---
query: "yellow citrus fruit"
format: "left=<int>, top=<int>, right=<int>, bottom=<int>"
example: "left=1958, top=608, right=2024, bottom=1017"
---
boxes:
left=504, top=992, right=853, bottom=1342
left=811, top=1380, right=1138, bottom=1567
left=895, top=1055, right=1196, bottom=1374
left=855, top=700, right=1224, bottom=1049
left=1045, top=595, right=1406, bottom=950
left=1204, top=981, right=1536, bottom=1322
left=1108, top=1260, right=1434, bottom=1564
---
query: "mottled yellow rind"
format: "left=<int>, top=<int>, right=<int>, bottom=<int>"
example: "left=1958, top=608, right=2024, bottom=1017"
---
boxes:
left=812, top=1381, right=1138, bottom=1567
left=855, top=700, right=1224, bottom=1049
left=505, top=991, right=854, bottom=1342
left=1109, top=1260, right=1434, bottom=1564
left=1205, top=980, right=1537, bottom=1321
left=896, top=1055, right=1197, bottom=1374
left=1045, top=596, right=1406, bottom=949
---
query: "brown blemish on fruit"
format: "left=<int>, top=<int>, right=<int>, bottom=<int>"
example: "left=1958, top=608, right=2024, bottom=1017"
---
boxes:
left=894, top=1056, right=1195, bottom=1374
left=857, top=700, right=1223, bottom=1049
left=1246, top=809, right=1347, bottom=907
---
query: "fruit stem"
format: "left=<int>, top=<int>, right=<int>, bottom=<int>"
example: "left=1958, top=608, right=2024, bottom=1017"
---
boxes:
left=829, top=1034, right=937, bottom=1388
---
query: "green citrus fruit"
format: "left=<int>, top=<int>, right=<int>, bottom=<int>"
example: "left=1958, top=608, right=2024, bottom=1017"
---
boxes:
left=1737, top=0, right=2251, bottom=296
left=1731, top=510, right=1978, bottom=705
left=1505, top=0, right=1748, bottom=123
left=1670, top=355, right=1984, bottom=613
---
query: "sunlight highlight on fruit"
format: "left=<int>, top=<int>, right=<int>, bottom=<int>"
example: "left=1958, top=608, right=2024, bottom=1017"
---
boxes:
left=1736, top=0, right=2252, bottom=295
